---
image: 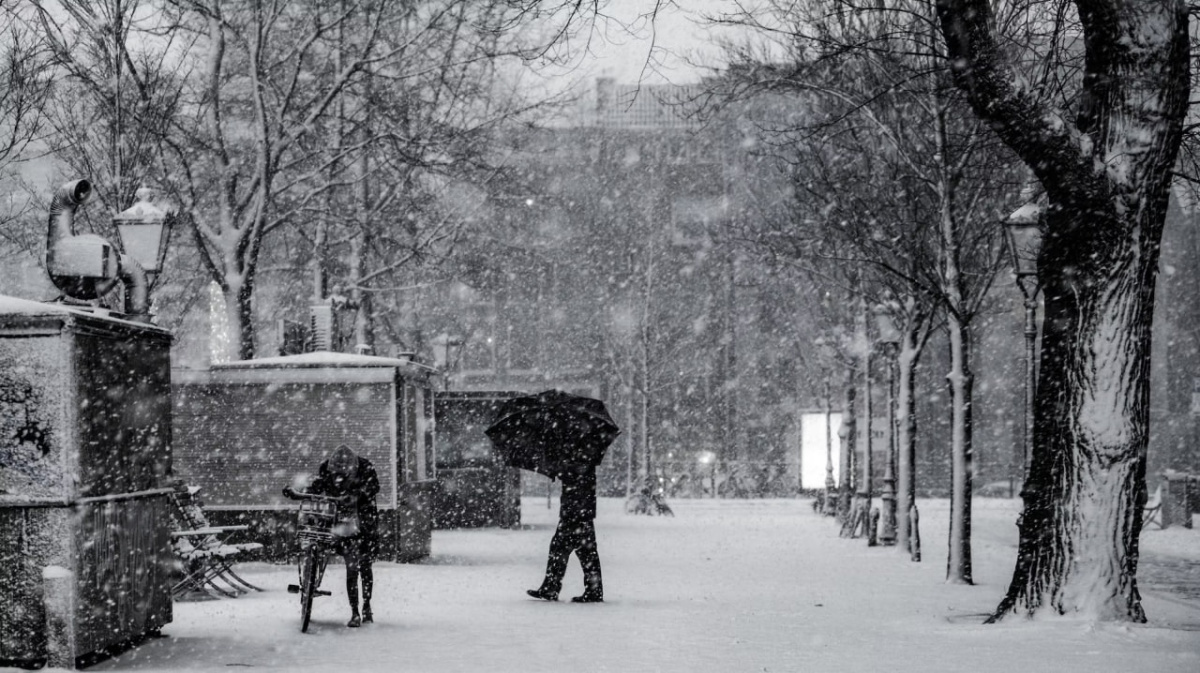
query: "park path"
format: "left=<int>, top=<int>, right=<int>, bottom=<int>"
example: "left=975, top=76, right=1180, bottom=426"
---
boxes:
left=47, top=497, right=1200, bottom=673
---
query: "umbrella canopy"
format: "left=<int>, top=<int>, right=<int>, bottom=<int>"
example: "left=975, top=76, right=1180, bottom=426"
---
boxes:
left=485, top=389, right=620, bottom=477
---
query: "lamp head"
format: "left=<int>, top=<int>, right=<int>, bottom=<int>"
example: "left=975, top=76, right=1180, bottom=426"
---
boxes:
left=1004, top=203, right=1043, bottom=278
left=113, top=187, right=175, bottom=275
left=873, top=308, right=901, bottom=347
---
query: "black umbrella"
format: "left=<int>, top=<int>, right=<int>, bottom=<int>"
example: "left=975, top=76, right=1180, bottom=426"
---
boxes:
left=485, top=389, right=620, bottom=477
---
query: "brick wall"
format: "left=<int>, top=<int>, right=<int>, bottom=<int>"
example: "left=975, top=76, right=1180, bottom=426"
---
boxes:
left=172, top=381, right=397, bottom=509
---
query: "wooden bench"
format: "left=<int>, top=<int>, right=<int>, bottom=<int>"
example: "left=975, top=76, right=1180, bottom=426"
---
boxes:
left=167, top=483, right=265, bottom=599
left=1142, top=483, right=1163, bottom=529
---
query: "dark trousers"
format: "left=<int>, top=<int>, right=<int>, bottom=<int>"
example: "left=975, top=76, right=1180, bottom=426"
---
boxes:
left=540, top=520, right=602, bottom=597
left=339, top=536, right=374, bottom=613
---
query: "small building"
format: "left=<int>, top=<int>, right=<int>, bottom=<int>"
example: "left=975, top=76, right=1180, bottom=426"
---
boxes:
left=0, top=296, right=173, bottom=666
left=171, top=351, right=436, bottom=562
left=433, top=391, right=522, bottom=529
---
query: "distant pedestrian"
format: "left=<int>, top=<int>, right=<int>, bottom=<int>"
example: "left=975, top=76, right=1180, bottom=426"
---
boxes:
left=527, top=464, right=604, bottom=603
left=308, top=445, right=380, bottom=626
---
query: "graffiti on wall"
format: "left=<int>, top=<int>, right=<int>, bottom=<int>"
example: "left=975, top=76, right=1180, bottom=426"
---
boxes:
left=0, top=339, right=64, bottom=500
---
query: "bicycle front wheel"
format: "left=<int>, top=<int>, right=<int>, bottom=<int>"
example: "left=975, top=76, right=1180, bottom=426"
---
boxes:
left=300, top=552, right=320, bottom=633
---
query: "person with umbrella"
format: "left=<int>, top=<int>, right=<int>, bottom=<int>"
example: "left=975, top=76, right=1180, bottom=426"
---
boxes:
left=527, top=463, right=604, bottom=603
left=484, top=389, right=618, bottom=604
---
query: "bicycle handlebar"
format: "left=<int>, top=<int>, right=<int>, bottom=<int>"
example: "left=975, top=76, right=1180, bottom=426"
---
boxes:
left=282, top=487, right=343, bottom=503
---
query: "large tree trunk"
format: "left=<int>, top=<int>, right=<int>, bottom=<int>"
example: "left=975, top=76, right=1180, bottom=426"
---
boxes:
left=937, top=0, right=1190, bottom=621
left=992, top=192, right=1168, bottom=621
left=221, top=275, right=255, bottom=362
left=945, top=310, right=973, bottom=584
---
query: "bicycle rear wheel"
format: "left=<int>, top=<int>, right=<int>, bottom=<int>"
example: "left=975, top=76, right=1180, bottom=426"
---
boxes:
left=300, top=552, right=320, bottom=633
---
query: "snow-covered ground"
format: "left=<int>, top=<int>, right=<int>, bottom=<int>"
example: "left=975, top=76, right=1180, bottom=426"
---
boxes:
left=16, top=497, right=1200, bottom=673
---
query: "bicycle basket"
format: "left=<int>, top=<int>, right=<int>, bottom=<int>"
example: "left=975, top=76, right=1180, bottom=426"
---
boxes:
left=297, top=500, right=338, bottom=545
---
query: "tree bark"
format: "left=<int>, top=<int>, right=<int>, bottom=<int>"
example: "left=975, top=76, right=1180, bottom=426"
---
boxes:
left=896, top=333, right=919, bottom=554
left=936, top=0, right=1190, bottom=620
left=945, top=309, right=973, bottom=584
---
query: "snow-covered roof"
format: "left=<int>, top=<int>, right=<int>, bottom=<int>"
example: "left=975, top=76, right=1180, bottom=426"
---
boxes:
left=215, top=350, right=431, bottom=370
left=0, top=294, right=171, bottom=333
left=177, top=350, right=437, bottom=385
left=0, top=295, right=80, bottom=316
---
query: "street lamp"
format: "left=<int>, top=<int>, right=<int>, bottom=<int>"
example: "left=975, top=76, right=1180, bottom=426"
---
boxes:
left=1004, top=200, right=1044, bottom=494
left=814, top=337, right=838, bottom=516
left=113, top=187, right=175, bottom=281
left=855, top=300, right=875, bottom=545
left=112, top=187, right=176, bottom=323
left=874, top=306, right=900, bottom=546
left=698, top=450, right=717, bottom=498
left=431, top=333, right=465, bottom=390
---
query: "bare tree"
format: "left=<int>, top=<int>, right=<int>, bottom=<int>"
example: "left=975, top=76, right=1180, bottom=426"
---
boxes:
left=936, top=0, right=1190, bottom=622
left=0, top=7, right=52, bottom=246
left=704, top=1, right=1015, bottom=579
left=148, top=0, right=600, bottom=361
left=30, top=0, right=183, bottom=218
left=0, top=11, right=50, bottom=181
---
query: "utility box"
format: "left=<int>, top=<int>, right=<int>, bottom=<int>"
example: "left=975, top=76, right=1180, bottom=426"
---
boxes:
left=172, top=351, right=436, bottom=561
left=433, top=391, right=522, bottom=529
left=0, top=296, right=174, bottom=668
left=1160, top=470, right=1198, bottom=529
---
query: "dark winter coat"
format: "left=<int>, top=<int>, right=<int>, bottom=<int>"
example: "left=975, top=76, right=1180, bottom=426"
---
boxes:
left=558, top=465, right=597, bottom=524
left=310, top=456, right=380, bottom=545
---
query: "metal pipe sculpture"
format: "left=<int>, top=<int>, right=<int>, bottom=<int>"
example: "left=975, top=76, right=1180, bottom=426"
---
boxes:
left=45, top=178, right=153, bottom=322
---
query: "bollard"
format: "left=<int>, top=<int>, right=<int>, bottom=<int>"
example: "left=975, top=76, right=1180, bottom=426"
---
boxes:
left=868, top=507, right=879, bottom=547
left=43, top=565, right=76, bottom=670
left=909, top=504, right=921, bottom=562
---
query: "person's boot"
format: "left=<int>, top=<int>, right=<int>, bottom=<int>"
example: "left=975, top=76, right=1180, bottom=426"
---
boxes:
left=362, top=601, right=373, bottom=624
left=347, top=577, right=361, bottom=627
left=572, top=572, right=603, bottom=603
left=526, top=586, right=559, bottom=601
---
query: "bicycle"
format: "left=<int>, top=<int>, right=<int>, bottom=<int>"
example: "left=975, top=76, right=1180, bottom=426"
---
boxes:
left=283, top=488, right=344, bottom=632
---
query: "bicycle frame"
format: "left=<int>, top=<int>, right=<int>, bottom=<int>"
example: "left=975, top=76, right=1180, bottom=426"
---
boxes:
left=286, top=492, right=343, bottom=632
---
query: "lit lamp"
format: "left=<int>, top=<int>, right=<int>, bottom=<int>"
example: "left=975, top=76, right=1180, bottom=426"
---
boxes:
left=873, top=307, right=900, bottom=546
left=1004, top=200, right=1044, bottom=494
left=113, top=187, right=175, bottom=282
left=697, top=450, right=717, bottom=498
left=431, top=333, right=465, bottom=390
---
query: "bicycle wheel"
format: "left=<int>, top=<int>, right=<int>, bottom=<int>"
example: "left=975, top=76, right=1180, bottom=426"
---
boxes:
left=300, top=552, right=320, bottom=633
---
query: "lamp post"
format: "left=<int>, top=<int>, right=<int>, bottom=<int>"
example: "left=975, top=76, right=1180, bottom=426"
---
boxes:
left=812, top=337, right=840, bottom=516
left=1004, top=201, right=1044, bottom=494
left=822, top=378, right=836, bottom=516
left=874, top=307, right=900, bottom=545
left=431, top=333, right=465, bottom=390
left=698, top=450, right=717, bottom=498
left=856, top=300, right=874, bottom=544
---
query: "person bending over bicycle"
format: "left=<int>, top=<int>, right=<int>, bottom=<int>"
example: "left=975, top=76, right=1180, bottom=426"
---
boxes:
left=294, top=444, right=380, bottom=627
